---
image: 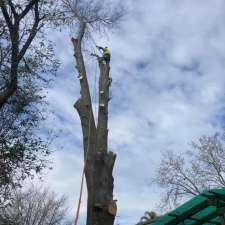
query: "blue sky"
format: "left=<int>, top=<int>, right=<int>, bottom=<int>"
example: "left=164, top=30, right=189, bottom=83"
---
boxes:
left=34, top=0, right=225, bottom=224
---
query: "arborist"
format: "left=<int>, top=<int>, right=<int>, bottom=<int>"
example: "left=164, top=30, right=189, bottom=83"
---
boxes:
left=96, top=46, right=111, bottom=65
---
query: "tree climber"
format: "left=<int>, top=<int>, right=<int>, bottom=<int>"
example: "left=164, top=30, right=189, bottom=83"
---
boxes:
left=78, top=46, right=111, bottom=80
left=96, top=46, right=111, bottom=66
left=91, top=46, right=111, bottom=108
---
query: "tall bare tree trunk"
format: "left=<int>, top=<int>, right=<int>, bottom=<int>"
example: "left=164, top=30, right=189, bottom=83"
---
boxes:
left=72, top=22, right=117, bottom=225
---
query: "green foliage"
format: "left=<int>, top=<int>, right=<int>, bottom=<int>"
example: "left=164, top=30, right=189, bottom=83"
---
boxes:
left=0, top=87, right=52, bottom=205
left=0, top=0, right=60, bottom=206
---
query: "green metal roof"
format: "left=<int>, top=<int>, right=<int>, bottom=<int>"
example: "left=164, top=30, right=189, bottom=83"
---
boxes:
left=140, top=188, right=225, bottom=225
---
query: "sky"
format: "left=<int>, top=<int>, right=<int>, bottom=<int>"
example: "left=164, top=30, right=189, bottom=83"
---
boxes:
left=34, top=0, right=225, bottom=224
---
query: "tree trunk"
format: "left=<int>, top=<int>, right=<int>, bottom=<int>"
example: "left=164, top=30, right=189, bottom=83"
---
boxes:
left=72, top=22, right=117, bottom=225
left=0, top=19, right=19, bottom=110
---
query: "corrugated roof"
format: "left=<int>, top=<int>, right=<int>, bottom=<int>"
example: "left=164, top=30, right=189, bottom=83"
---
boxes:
left=138, top=188, right=225, bottom=225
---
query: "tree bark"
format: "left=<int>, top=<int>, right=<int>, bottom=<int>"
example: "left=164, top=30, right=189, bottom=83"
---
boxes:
left=72, top=21, right=117, bottom=225
left=0, top=7, right=19, bottom=110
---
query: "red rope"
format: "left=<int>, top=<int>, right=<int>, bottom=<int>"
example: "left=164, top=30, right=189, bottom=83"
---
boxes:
left=74, top=57, right=98, bottom=225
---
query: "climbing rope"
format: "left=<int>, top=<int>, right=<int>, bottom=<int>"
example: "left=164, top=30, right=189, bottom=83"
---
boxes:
left=73, top=54, right=99, bottom=225
left=93, top=48, right=98, bottom=124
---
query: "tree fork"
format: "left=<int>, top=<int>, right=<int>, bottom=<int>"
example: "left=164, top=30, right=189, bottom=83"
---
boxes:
left=72, top=23, right=117, bottom=225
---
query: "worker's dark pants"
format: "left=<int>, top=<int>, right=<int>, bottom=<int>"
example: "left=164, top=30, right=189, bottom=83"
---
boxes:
left=104, top=54, right=110, bottom=65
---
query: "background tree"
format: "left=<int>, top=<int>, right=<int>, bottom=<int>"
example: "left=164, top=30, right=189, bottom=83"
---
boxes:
left=0, top=0, right=60, bottom=206
left=153, top=132, right=225, bottom=210
left=61, top=1, right=125, bottom=225
left=0, top=0, right=59, bottom=108
left=0, top=185, right=67, bottom=225
left=0, top=89, right=52, bottom=207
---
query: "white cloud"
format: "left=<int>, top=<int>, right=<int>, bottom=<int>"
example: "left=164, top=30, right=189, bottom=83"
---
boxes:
left=38, top=0, right=225, bottom=224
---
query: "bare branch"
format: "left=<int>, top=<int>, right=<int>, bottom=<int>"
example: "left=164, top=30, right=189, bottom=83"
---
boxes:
left=18, top=1, right=42, bottom=61
left=154, top=132, right=225, bottom=210
left=19, top=0, right=39, bottom=20
left=61, top=0, right=126, bottom=38
left=0, top=186, right=67, bottom=225
left=0, top=2, right=13, bottom=31
left=7, top=0, right=18, bottom=17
